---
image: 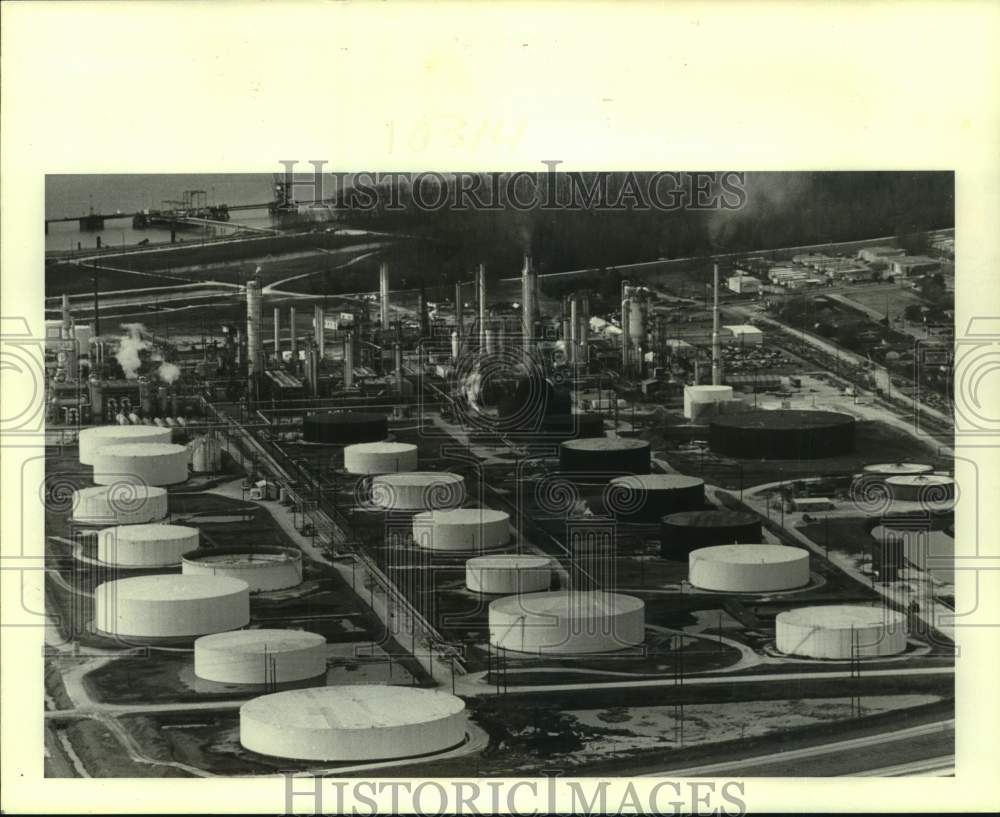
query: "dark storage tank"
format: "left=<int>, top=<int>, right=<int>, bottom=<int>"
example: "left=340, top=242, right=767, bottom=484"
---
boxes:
left=708, top=410, right=855, bottom=459
left=660, top=509, right=763, bottom=559
left=302, top=411, right=388, bottom=445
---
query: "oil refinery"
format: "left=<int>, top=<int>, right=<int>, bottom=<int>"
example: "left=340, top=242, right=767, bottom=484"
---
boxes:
left=39, top=176, right=956, bottom=780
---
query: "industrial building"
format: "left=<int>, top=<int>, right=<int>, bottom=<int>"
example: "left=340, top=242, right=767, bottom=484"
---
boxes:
left=604, top=474, right=705, bottom=522
left=727, top=274, right=761, bottom=295
left=722, top=325, right=764, bottom=346
left=343, top=441, right=418, bottom=475
left=91, top=442, right=189, bottom=486
left=239, top=686, right=468, bottom=761
left=886, top=255, right=941, bottom=278
left=775, top=604, right=907, bottom=659
left=94, top=575, right=250, bottom=639
left=660, top=509, right=763, bottom=558
left=181, top=546, right=303, bottom=592
left=412, top=508, right=510, bottom=551
left=688, top=544, right=810, bottom=592
left=708, top=409, right=856, bottom=459
left=370, top=472, right=467, bottom=512
left=72, top=485, right=169, bottom=526
left=857, top=246, right=905, bottom=264
left=194, top=629, right=327, bottom=685
left=683, top=384, right=734, bottom=420
left=489, top=590, right=645, bottom=654
left=465, top=554, right=552, bottom=594
left=97, top=523, right=198, bottom=567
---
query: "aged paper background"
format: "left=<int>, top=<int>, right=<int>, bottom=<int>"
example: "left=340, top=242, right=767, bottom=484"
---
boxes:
left=2, top=1, right=999, bottom=813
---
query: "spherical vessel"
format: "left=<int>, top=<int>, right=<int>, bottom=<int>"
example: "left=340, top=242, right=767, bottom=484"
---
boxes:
left=303, top=412, right=388, bottom=445
left=466, top=554, right=551, bottom=594
left=688, top=544, right=810, bottom=592
left=489, top=591, right=645, bottom=654
left=559, top=437, right=651, bottom=477
left=660, top=510, right=763, bottom=558
left=605, top=474, right=704, bottom=522
left=71, top=485, right=168, bottom=525
left=885, top=474, right=955, bottom=504
left=776, top=604, right=907, bottom=659
left=371, top=472, right=466, bottom=511
left=92, top=443, right=189, bottom=486
left=412, top=508, right=510, bottom=551
left=708, top=410, right=856, bottom=459
left=239, top=685, right=467, bottom=761
left=79, top=425, right=172, bottom=465
left=862, top=462, right=934, bottom=477
left=194, top=629, right=327, bottom=684
left=94, top=575, right=249, bottom=638
left=97, top=523, right=198, bottom=567
left=343, top=442, right=418, bottom=474
left=182, top=546, right=303, bottom=592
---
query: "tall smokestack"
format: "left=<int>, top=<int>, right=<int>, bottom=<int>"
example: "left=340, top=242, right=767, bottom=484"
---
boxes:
left=61, top=294, right=78, bottom=380
left=379, top=262, right=390, bottom=331
left=621, top=283, right=631, bottom=373
left=273, top=307, right=280, bottom=364
left=394, top=342, right=403, bottom=393
left=344, top=333, right=354, bottom=389
left=92, top=266, right=101, bottom=337
left=246, top=278, right=263, bottom=378
left=569, top=295, right=578, bottom=366
left=314, top=305, right=325, bottom=361
left=477, top=264, right=487, bottom=352
left=289, top=306, right=297, bottom=363
left=521, top=255, right=535, bottom=362
left=712, top=263, right=722, bottom=386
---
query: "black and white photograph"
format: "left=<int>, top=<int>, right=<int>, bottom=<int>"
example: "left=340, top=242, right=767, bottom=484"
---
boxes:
left=3, top=2, right=999, bottom=815
left=39, top=169, right=956, bottom=780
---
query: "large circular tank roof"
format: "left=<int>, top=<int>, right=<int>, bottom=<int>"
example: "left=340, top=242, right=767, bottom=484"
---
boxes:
left=778, top=604, right=903, bottom=630
left=105, top=574, right=248, bottom=601
left=72, top=485, right=168, bottom=525
left=302, top=412, right=388, bottom=445
left=197, top=628, right=325, bottom=653
left=709, top=409, right=856, bottom=459
left=79, top=424, right=172, bottom=465
left=239, top=685, right=467, bottom=761
left=343, top=441, right=418, bottom=474
left=863, top=462, right=935, bottom=476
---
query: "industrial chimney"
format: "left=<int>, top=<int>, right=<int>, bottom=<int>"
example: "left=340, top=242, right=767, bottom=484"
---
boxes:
left=246, top=277, right=264, bottom=378
left=477, top=263, right=487, bottom=353
left=273, top=307, right=281, bottom=365
left=379, top=262, right=390, bottom=331
left=314, top=304, right=325, bottom=360
left=712, top=263, right=722, bottom=386
left=521, top=255, right=536, bottom=361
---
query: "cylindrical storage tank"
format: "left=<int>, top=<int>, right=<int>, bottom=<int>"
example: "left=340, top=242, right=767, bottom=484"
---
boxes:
left=181, top=546, right=303, bottom=592
left=194, top=629, right=327, bottom=684
left=97, top=523, right=198, bottom=567
left=344, top=442, right=418, bottom=475
left=94, top=575, right=249, bottom=638
left=239, top=686, right=467, bottom=761
left=71, top=485, right=168, bottom=526
left=688, top=544, right=810, bottom=592
left=489, top=591, right=645, bottom=654
left=412, top=508, right=510, bottom=551
left=370, top=472, right=466, bottom=512
left=302, top=412, right=388, bottom=445
left=885, top=474, right=956, bottom=504
left=466, top=554, right=551, bottom=594
left=538, top=412, right=605, bottom=440
left=862, top=462, right=934, bottom=478
left=605, top=474, right=705, bottom=522
left=559, top=437, right=651, bottom=477
left=683, top=385, right=734, bottom=419
left=660, top=510, right=763, bottom=558
left=775, top=604, right=907, bottom=659
left=709, top=409, right=856, bottom=459
left=79, top=424, right=172, bottom=465
left=92, top=443, right=189, bottom=486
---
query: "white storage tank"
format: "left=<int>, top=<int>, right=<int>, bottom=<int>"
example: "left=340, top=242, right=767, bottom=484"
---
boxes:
left=92, top=443, right=189, bottom=486
left=97, top=523, right=198, bottom=567
left=71, top=485, right=168, bottom=526
left=489, top=590, right=645, bottom=654
left=412, top=508, right=510, bottom=551
left=885, top=474, right=956, bottom=505
left=181, top=546, right=303, bottom=592
left=370, top=472, right=466, bottom=511
left=344, top=442, right=418, bottom=475
left=94, top=575, right=249, bottom=639
left=688, top=544, right=810, bottom=592
left=862, top=462, right=934, bottom=477
left=79, top=424, right=172, bottom=465
left=683, top=385, right=734, bottom=419
left=194, top=629, right=327, bottom=684
left=466, top=554, right=551, bottom=594
left=775, top=604, right=907, bottom=659
left=239, top=685, right=467, bottom=761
